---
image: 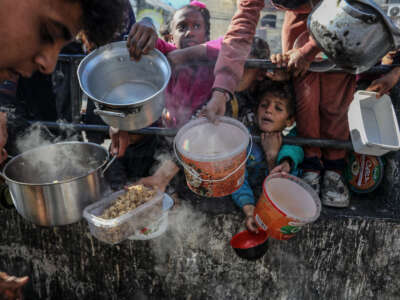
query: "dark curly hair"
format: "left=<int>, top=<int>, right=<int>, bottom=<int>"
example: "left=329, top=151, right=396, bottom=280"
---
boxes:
left=249, top=37, right=270, bottom=60
left=255, top=80, right=296, bottom=117
left=166, top=4, right=211, bottom=41
left=66, top=0, right=127, bottom=46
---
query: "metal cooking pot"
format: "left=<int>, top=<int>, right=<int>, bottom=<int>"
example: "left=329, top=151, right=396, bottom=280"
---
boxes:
left=77, top=41, right=171, bottom=130
left=1, top=142, right=109, bottom=226
left=308, top=0, right=400, bottom=74
left=92, top=103, right=159, bottom=131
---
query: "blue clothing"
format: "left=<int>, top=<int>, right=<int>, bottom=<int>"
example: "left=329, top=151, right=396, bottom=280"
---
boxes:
left=231, top=127, right=303, bottom=208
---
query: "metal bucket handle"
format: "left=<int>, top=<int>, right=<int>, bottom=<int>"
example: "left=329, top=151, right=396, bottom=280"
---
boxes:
left=173, top=134, right=253, bottom=183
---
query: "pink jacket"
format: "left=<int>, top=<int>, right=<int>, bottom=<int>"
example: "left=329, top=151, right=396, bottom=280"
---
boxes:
left=156, top=38, right=221, bottom=128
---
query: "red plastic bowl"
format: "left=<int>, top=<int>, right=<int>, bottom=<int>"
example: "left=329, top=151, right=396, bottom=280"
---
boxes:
left=230, top=230, right=269, bottom=260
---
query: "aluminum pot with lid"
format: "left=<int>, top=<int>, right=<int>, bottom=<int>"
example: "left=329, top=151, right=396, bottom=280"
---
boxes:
left=308, top=0, right=400, bottom=74
left=1, top=142, right=109, bottom=226
left=77, top=41, right=171, bottom=130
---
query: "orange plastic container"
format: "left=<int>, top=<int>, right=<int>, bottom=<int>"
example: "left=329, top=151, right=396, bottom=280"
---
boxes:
left=254, top=173, right=321, bottom=240
left=174, top=117, right=250, bottom=197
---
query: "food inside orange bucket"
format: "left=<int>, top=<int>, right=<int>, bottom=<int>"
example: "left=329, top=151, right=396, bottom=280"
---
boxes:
left=254, top=173, right=321, bottom=240
left=174, top=117, right=250, bottom=197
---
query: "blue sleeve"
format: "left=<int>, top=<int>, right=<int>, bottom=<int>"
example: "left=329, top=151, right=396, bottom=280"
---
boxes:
left=277, top=127, right=304, bottom=171
left=231, top=168, right=255, bottom=209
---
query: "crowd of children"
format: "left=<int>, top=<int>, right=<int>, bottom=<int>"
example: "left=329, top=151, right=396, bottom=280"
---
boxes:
left=2, top=0, right=400, bottom=237
left=103, top=0, right=400, bottom=234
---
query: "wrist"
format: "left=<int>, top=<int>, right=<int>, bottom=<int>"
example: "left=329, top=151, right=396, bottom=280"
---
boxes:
left=212, top=87, right=233, bottom=103
left=265, top=152, right=277, bottom=162
left=155, top=160, right=179, bottom=181
left=243, top=204, right=255, bottom=217
left=391, top=67, right=400, bottom=79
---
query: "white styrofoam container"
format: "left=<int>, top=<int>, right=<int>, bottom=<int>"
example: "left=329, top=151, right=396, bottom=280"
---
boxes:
left=348, top=90, right=400, bottom=156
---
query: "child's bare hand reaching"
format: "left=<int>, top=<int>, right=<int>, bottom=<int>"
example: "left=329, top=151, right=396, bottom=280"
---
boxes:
left=261, top=132, right=282, bottom=170
left=243, top=205, right=258, bottom=233
left=270, top=160, right=291, bottom=175
left=367, top=67, right=400, bottom=98
left=285, top=49, right=311, bottom=77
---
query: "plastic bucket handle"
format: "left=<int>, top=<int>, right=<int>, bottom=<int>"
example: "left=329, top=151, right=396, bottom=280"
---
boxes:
left=174, top=134, right=253, bottom=183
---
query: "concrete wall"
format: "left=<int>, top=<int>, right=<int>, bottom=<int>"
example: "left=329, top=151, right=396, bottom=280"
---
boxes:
left=2, top=205, right=400, bottom=300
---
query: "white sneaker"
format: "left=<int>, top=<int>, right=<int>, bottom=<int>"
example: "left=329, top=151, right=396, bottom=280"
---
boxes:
left=321, top=170, right=350, bottom=208
left=301, top=172, right=321, bottom=195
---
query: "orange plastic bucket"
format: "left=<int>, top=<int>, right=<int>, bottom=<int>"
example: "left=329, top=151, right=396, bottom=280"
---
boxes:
left=254, top=173, right=321, bottom=240
left=174, top=117, right=251, bottom=197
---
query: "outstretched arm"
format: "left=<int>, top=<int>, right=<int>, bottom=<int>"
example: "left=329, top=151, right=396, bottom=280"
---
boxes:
left=204, top=0, right=265, bottom=122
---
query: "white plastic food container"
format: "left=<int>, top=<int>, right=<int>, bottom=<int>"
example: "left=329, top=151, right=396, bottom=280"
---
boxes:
left=128, top=194, right=174, bottom=241
left=348, top=90, right=400, bottom=156
left=83, top=189, right=164, bottom=245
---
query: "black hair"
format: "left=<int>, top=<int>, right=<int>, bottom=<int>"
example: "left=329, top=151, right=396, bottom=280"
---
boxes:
left=159, top=23, right=171, bottom=41
left=167, top=4, right=211, bottom=41
left=159, top=23, right=170, bottom=36
left=66, top=0, right=127, bottom=46
left=249, top=37, right=270, bottom=60
left=255, top=80, right=296, bottom=118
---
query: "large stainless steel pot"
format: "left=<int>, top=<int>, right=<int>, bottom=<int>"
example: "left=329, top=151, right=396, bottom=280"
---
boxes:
left=2, top=142, right=109, bottom=226
left=308, top=0, right=400, bottom=74
left=77, top=41, right=171, bottom=130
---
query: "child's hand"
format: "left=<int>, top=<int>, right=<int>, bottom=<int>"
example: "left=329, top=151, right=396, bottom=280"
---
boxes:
left=367, top=67, right=400, bottom=98
left=270, top=160, right=291, bottom=175
left=285, top=48, right=311, bottom=78
left=109, top=127, right=130, bottom=157
left=0, top=272, right=29, bottom=300
left=270, top=53, right=289, bottom=68
left=262, top=132, right=282, bottom=172
left=243, top=205, right=258, bottom=233
left=261, top=132, right=282, bottom=162
left=382, top=50, right=398, bottom=65
left=203, top=90, right=229, bottom=124
left=134, top=175, right=167, bottom=192
left=127, top=18, right=157, bottom=61
left=245, top=216, right=259, bottom=233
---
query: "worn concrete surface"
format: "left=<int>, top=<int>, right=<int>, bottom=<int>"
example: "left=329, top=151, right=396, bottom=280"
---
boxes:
left=1, top=200, right=400, bottom=300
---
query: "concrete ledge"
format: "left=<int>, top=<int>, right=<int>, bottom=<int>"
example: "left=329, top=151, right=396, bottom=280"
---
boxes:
left=2, top=201, right=400, bottom=300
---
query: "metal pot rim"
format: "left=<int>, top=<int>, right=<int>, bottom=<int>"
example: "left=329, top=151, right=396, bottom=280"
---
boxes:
left=2, top=141, right=109, bottom=186
left=77, top=42, right=171, bottom=109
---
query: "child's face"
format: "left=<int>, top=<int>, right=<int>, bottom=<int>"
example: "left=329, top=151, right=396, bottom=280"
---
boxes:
left=171, top=7, right=207, bottom=49
left=236, top=68, right=262, bottom=92
left=256, top=93, right=293, bottom=133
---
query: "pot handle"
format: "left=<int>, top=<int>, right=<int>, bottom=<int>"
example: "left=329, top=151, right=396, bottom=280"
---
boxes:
left=94, top=109, right=126, bottom=119
left=101, top=155, right=117, bottom=177
left=341, top=0, right=378, bottom=24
